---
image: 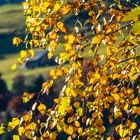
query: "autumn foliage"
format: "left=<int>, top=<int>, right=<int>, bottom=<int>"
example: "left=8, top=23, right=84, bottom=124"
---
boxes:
left=1, top=0, right=140, bottom=139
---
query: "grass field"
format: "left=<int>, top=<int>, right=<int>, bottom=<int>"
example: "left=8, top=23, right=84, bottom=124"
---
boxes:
left=0, top=4, right=25, bottom=34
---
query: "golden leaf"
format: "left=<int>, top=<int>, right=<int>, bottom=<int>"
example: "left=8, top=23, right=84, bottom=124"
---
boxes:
left=38, top=103, right=47, bottom=115
left=65, top=126, right=73, bottom=135
left=25, top=122, right=37, bottom=131
left=13, top=37, right=22, bottom=46
left=112, top=94, right=120, bottom=101
left=78, top=127, right=83, bottom=134
left=68, top=34, right=75, bottom=44
left=0, top=124, right=5, bottom=135
left=28, top=49, right=35, bottom=58
left=22, top=92, right=34, bottom=103
left=49, top=31, right=57, bottom=40
left=57, top=22, right=64, bottom=29
left=119, top=129, right=128, bottom=137
left=132, top=97, right=139, bottom=105
left=13, top=135, right=20, bottom=140
left=57, top=123, right=62, bottom=132
left=99, top=126, right=106, bottom=133
left=20, top=50, right=27, bottom=59
left=48, top=52, right=53, bottom=59
left=60, top=53, right=69, bottom=60
left=8, top=118, right=20, bottom=131
left=54, top=3, right=61, bottom=12
left=106, top=136, right=115, bottom=140
left=74, top=121, right=80, bottom=127
left=130, top=122, right=137, bottom=130
left=11, top=64, right=17, bottom=71
left=92, top=36, right=101, bottom=45
left=18, top=127, right=25, bottom=136
left=50, top=41, right=57, bottom=51
left=124, top=103, right=129, bottom=111
left=73, top=102, right=80, bottom=108
left=23, top=114, right=32, bottom=122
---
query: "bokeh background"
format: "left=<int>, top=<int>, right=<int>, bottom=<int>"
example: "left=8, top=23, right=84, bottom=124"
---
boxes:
left=0, top=1, right=63, bottom=139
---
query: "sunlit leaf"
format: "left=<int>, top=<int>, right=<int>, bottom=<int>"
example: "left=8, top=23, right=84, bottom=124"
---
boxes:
left=130, top=122, right=137, bottom=130
left=18, top=127, right=25, bottom=136
left=11, top=64, right=17, bottom=71
left=20, top=50, right=27, bottom=59
left=22, top=92, right=34, bottom=103
left=38, top=103, right=47, bottom=115
left=132, top=97, right=139, bottom=105
left=0, top=124, right=5, bottom=135
left=13, top=135, right=20, bottom=140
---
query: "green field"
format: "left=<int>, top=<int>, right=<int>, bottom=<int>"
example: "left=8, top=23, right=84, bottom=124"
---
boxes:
left=0, top=4, right=25, bottom=34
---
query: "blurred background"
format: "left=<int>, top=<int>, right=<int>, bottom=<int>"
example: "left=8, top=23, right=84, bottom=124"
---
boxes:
left=0, top=1, right=62, bottom=139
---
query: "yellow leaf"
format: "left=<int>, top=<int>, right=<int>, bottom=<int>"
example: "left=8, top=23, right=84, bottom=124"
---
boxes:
left=13, top=37, right=22, bottom=46
left=58, top=97, right=70, bottom=115
left=68, top=34, right=75, bottom=44
left=64, top=43, right=71, bottom=51
left=74, top=121, right=80, bottom=127
left=57, top=22, right=64, bottom=29
left=44, top=2, right=51, bottom=8
left=106, top=136, right=115, bottom=140
left=54, top=3, right=61, bottom=12
left=112, top=94, right=120, bottom=101
left=50, top=41, right=57, bottom=51
left=23, top=113, right=32, bottom=122
left=20, top=50, right=27, bottom=59
left=78, top=127, right=83, bottom=134
left=22, top=92, right=34, bottom=103
left=17, top=58, right=22, bottom=65
left=130, top=122, right=137, bottom=130
left=50, top=132, right=57, bottom=139
left=73, top=102, right=80, bottom=108
left=0, top=124, right=5, bottom=135
left=60, top=52, right=69, bottom=60
left=100, top=75, right=108, bottom=85
left=132, top=106, right=140, bottom=114
left=92, top=36, right=101, bottom=44
left=88, top=10, right=95, bottom=16
left=94, top=71, right=100, bottom=79
left=28, top=49, right=35, bottom=58
left=48, top=52, right=53, bottom=59
left=132, top=97, right=139, bottom=105
left=99, top=126, right=106, bottom=133
left=13, top=135, right=20, bottom=140
left=76, top=108, right=83, bottom=116
left=26, top=122, right=37, bottom=131
left=124, top=103, right=129, bottom=111
left=61, top=5, right=71, bottom=15
left=8, top=118, right=20, bottom=131
left=38, top=103, right=46, bottom=115
left=18, top=127, right=25, bottom=136
left=68, top=50, right=75, bottom=57
left=54, top=98, right=60, bottom=103
left=57, top=123, right=62, bottom=132
left=65, top=126, right=73, bottom=135
left=49, top=31, right=57, bottom=40
left=119, top=129, right=128, bottom=137
left=11, top=64, right=17, bottom=71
